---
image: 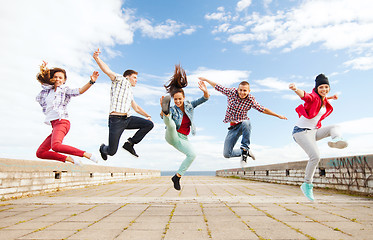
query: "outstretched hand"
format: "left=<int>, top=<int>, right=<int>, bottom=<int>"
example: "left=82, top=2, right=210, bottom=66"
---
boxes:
left=93, top=48, right=101, bottom=60
left=328, top=94, right=338, bottom=100
left=289, top=83, right=296, bottom=91
left=278, top=115, right=288, bottom=120
left=90, top=71, right=99, bottom=83
left=198, top=81, right=208, bottom=92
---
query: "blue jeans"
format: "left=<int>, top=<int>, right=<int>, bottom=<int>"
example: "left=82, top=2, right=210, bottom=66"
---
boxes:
left=102, top=115, right=154, bottom=156
left=223, top=120, right=251, bottom=158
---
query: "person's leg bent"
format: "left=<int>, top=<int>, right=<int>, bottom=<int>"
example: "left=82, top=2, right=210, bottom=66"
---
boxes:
left=125, top=116, right=154, bottom=144
left=293, top=130, right=320, bottom=183
left=106, top=116, right=127, bottom=156
left=36, top=133, right=67, bottom=162
left=223, top=126, right=242, bottom=158
left=50, top=120, right=85, bottom=157
left=163, top=115, right=180, bottom=147
left=240, top=120, right=252, bottom=150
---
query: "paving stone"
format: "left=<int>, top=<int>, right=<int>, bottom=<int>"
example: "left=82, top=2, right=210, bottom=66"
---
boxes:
left=0, top=176, right=371, bottom=240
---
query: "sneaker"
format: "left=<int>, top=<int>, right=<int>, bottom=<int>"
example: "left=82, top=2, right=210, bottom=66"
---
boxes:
left=99, top=144, right=108, bottom=161
left=240, top=149, right=248, bottom=168
left=300, top=182, right=314, bottom=201
left=123, top=141, right=139, bottom=157
left=89, top=154, right=99, bottom=164
left=73, top=158, right=83, bottom=166
left=161, top=95, right=171, bottom=115
left=328, top=137, right=348, bottom=149
left=248, top=149, right=256, bottom=160
left=171, top=174, right=181, bottom=191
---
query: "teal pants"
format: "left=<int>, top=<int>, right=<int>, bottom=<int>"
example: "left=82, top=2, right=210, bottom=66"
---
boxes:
left=164, top=115, right=196, bottom=176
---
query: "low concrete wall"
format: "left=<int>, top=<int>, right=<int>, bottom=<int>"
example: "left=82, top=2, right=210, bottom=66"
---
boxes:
left=216, top=154, right=373, bottom=196
left=0, top=158, right=160, bottom=200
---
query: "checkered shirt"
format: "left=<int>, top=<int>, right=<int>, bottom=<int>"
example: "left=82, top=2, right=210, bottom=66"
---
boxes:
left=215, top=84, right=265, bottom=123
left=110, top=74, right=133, bottom=115
left=36, top=85, right=80, bottom=123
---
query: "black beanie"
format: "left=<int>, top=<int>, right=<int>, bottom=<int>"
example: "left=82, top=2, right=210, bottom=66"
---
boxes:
left=315, top=74, right=329, bottom=89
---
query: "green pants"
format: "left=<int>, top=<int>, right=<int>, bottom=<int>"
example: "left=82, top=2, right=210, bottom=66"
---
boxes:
left=164, top=115, right=196, bottom=176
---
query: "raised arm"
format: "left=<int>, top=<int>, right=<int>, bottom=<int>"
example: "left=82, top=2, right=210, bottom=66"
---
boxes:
left=79, top=71, right=99, bottom=94
left=198, top=80, right=210, bottom=99
left=93, top=48, right=116, bottom=81
left=199, top=77, right=217, bottom=88
left=289, top=83, right=305, bottom=98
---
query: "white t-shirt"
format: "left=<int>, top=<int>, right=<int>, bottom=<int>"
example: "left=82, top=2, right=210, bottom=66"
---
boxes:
left=44, top=90, right=60, bottom=124
left=296, top=107, right=326, bottom=129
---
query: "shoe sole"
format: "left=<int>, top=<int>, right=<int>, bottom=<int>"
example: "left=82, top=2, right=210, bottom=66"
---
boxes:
left=248, top=150, right=256, bottom=160
left=162, top=96, right=171, bottom=115
left=328, top=141, right=348, bottom=149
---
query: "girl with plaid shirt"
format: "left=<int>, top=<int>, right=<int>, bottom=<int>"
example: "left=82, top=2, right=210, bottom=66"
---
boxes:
left=35, top=61, right=99, bottom=166
left=199, top=77, right=287, bottom=167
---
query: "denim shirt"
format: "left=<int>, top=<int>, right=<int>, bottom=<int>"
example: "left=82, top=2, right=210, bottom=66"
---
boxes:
left=170, top=96, right=208, bottom=136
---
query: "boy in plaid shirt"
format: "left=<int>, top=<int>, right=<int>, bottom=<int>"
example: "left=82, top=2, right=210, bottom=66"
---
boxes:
left=199, top=77, right=287, bottom=167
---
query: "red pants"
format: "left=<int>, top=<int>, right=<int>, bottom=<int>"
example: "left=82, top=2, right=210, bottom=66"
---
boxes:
left=36, top=119, right=85, bottom=162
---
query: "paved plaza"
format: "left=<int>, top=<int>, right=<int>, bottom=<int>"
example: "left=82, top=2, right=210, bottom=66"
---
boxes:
left=0, top=176, right=372, bottom=240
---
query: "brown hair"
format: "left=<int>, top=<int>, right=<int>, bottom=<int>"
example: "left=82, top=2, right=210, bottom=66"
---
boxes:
left=123, top=69, right=138, bottom=78
left=36, top=66, right=67, bottom=85
left=164, top=64, right=188, bottom=97
left=239, top=81, right=250, bottom=86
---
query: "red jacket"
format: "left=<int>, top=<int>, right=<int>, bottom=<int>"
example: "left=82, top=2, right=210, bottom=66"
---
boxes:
left=295, top=89, right=333, bottom=129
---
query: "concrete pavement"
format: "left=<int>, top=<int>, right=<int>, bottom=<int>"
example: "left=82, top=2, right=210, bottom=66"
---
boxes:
left=0, top=176, right=372, bottom=240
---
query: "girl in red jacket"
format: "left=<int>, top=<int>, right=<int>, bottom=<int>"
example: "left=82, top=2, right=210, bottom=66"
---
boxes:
left=289, top=74, right=347, bottom=201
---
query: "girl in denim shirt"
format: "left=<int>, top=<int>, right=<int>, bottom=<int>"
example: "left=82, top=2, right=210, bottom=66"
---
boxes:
left=290, top=74, right=348, bottom=201
left=160, top=64, right=209, bottom=190
left=35, top=61, right=99, bottom=166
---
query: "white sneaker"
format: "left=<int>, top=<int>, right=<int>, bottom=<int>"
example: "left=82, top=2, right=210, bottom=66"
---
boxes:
left=248, top=149, right=256, bottom=160
left=89, top=154, right=99, bottom=164
left=328, top=137, right=348, bottom=149
left=73, top=158, right=83, bottom=166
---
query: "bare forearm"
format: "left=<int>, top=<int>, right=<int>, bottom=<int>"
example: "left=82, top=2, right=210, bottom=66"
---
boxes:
left=263, top=108, right=287, bottom=120
left=94, top=57, right=115, bottom=80
left=79, top=82, right=93, bottom=94
left=199, top=77, right=217, bottom=88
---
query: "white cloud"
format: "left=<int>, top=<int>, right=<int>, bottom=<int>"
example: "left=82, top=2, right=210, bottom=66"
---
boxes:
left=255, top=77, right=290, bottom=91
left=207, top=0, right=373, bottom=64
left=343, top=56, right=373, bottom=70
left=133, top=19, right=181, bottom=39
left=236, top=0, right=252, bottom=12
left=189, top=67, right=251, bottom=87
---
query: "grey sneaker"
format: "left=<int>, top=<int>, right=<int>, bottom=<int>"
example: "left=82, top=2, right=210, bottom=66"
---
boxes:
left=161, top=95, right=171, bottom=115
left=328, top=137, right=348, bottom=149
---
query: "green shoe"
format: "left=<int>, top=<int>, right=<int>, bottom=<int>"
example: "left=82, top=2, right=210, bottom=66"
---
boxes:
left=300, top=182, right=314, bottom=201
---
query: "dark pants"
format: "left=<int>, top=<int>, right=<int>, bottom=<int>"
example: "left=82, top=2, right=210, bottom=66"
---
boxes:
left=102, top=115, right=154, bottom=156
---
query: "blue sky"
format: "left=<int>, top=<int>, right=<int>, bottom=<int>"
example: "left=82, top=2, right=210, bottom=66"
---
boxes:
left=1, top=0, right=373, bottom=172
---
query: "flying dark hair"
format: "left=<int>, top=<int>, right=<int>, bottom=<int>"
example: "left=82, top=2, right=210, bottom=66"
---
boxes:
left=164, top=64, right=188, bottom=97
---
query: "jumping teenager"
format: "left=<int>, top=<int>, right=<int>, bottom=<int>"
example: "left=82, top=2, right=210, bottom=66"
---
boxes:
left=36, top=61, right=99, bottom=166
left=290, top=74, right=348, bottom=201
left=160, top=65, right=209, bottom=190
left=93, top=49, right=154, bottom=160
left=199, top=77, right=287, bottom=167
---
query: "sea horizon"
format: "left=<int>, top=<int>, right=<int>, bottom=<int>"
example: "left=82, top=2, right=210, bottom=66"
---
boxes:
left=161, top=171, right=216, bottom=176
